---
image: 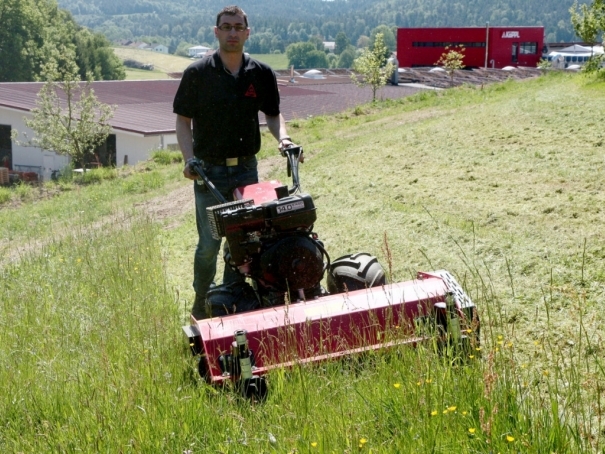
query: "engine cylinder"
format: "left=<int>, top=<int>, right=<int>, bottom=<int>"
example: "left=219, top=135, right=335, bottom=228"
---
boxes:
left=259, top=236, right=324, bottom=291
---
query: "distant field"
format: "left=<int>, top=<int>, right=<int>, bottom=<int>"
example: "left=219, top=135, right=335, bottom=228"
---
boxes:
left=113, top=47, right=289, bottom=80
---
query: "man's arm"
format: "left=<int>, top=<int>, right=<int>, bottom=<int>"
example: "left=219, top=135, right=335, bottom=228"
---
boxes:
left=176, top=114, right=197, bottom=180
left=265, top=114, right=293, bottom=149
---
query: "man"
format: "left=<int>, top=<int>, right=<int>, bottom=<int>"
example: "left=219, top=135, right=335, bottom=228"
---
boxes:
left=173, top=5, right=295, bottom=319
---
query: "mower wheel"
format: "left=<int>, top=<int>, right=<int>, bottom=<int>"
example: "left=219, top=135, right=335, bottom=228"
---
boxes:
left=198, top=356, right=209, bottom=381
left=241, top=376, right=268, bottom=401
left=327, top=252, right=386, bottom=294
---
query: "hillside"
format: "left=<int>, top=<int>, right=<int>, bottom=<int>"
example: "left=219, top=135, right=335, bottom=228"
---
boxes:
left=113, top=47, right=290, bottom=79
left=2, top=72, right=605, bottom=451
left=58, top=0, right=588, bottom=51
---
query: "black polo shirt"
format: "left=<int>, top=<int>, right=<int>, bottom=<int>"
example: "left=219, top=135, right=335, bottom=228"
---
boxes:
left=173, top=52, right=281, bottom=162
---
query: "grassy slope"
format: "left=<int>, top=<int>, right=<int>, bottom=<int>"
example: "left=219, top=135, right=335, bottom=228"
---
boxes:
left=113, top=47, right=289, bottom=80
left=1, top=72, right=605, bottom=452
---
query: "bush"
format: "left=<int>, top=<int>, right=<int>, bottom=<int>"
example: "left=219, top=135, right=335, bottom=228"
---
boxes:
left=0, top=187, right=11, bottom=204
left=14, top=182, right=34, bottom=201
left=121, top=171, right=164, bottom=194
left=78, top=167, right=118, bottom=185
left=151, top=150, right=183, bottom=165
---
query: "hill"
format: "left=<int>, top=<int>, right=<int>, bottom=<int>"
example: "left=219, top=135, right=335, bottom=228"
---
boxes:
left=58, top=0, right=588, bottom=53
left=113, top=47, right=289, bottom=79
left=2, top=72, right=605, bottom=451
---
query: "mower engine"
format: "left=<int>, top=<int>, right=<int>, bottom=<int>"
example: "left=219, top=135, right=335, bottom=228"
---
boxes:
left=206, top=147, right=327, bottom=307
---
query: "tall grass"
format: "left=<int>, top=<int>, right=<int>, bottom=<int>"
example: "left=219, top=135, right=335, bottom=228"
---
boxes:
left=0, top=222, right=599, bottom=451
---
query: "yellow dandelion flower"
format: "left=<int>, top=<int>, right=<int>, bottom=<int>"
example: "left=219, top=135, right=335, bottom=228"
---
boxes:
left=497, top=340, right=503, bottom=345
left=393, top=383, right=401, bottom=389
left=431, top=410, right=438, bottom=416
left=466, top=329, right=473, bottom=333
left=543, top=370, right=549, bottom=376
left=475, top=347, right=481, bottom=351
left=468, top=428, right=476, bottom=434
left=495, top=347, right=500, bottom=352
left=416, top=381, right=422, bottom=386
left=521, top=363, right=527, bottom=369
left=462, top=411, right=468, bottom=416
left=311, top=442, right=318, bottom=447
left=469, top=355, right=475, bottom=359
left=425, top=378, right=433, bottom=383
left=448, top=406, right=457, bottom=412
left=506, top=342, right=513, bottom=347
left=506, top=435, right=515, bottom=442
left=360, top=438, right=367, bottom=444
left=443, top=409, right=448, bottom=414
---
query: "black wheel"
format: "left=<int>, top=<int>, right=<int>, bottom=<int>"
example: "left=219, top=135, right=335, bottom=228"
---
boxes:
left=198, top=356, right=209, bottom=381
left=327, top=252, right=386, bottom=294
left=241, top=376, right=268, bottom=402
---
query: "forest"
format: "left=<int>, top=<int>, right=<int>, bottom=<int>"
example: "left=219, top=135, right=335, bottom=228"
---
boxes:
left=56, top=0, right=589, bottom=54
left=0, top=0, right=124, bottom=82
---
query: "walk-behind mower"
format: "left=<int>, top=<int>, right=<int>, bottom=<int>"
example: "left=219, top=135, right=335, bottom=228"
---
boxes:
left=183, top=146, right=480, bottom=400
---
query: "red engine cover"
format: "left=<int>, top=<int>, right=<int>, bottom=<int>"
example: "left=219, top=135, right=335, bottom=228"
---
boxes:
left=234, top=180, right=283, bottom=205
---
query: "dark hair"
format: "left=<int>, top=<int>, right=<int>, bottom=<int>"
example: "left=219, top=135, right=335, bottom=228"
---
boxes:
left=216, top=5, right=248, bottom=27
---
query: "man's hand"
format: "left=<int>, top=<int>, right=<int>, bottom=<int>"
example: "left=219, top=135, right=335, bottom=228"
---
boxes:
left=183, top=158, right=200, bottom=180
left=279, top=139, right=304, bottom=163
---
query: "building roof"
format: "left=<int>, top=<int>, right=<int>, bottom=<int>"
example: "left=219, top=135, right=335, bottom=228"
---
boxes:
left=0, top=77, right=423, bottom=137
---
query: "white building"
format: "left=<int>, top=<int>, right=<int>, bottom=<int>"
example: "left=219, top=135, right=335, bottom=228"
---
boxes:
left=188, top=46, right=212, bottom=58
left=0, top=80, right=180, bottom=181
left=547, top=44, right=605, bottom=69
left=152, top=44, right=169, bottom=54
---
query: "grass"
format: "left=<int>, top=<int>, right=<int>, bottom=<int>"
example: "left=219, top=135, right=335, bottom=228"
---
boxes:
left=1, top=70, right=605, bottom=452
left=113, top=47, right=290, bottom=80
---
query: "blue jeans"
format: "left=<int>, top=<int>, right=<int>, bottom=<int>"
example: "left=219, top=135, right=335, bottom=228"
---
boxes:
left=192, top=157, right=258, bottom=296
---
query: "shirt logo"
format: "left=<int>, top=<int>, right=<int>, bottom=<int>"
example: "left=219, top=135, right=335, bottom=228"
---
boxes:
left=245, top=84, right=257, bottom=98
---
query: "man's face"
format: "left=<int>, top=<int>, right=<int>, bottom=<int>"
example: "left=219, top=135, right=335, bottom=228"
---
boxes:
left=214, top=14, right=250, bottom=54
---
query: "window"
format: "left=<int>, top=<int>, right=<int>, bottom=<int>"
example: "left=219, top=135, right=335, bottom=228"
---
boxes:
left=520, top=42, right=537, bottom=55
left=0, top=124, right=12, bottom=170
left=412, top=41, right=485, bottom=48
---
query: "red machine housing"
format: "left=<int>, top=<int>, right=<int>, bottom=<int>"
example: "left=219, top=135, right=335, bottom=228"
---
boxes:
left=184, top=155, right=478, bottom=391
left=184, top=270, right=478, bottom=384
left=397, top=26, right=545, bottom=69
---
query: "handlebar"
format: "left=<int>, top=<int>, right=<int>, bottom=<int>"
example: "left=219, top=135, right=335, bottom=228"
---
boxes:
left=188, top=145, right=304, bottom=204
left=280, top=145, right=303, bottom=194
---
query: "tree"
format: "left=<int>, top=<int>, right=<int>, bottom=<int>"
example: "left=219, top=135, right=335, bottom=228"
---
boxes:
left=334, top=31, right=350, bottom=55
left=357, top=35, right=370, bottom=49
left=286, top=42, right=316, bottom=68
left=351, top=33, right=395, bottom=101
left=337, top=47, right=357, bottom=68
left=12, top=52, right=116, bottom=168
left=306, top=50, right=329, bottom=68
left=436, top=45, right=466, bottom=87
left=0, top=0, right=124, bottom=82
left=74, top=30, right=126, bottom=80
left=570, top=0, right=601, bottom=47
left=370, top=25, right=396, bottom=56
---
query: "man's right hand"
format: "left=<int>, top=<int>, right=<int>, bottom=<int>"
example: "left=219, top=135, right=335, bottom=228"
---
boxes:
left=184, top=158, right=200, bottom=180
